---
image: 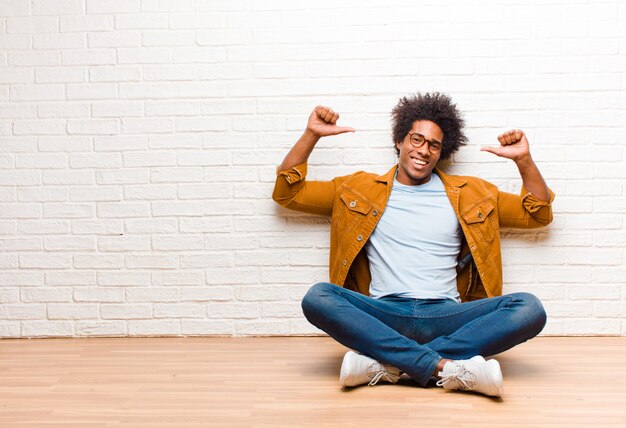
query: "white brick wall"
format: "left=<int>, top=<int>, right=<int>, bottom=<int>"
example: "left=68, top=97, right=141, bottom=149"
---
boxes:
left=1, top=0, right=625, bottom=338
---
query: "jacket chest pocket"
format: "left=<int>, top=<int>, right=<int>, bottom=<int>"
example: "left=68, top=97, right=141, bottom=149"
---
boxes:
left=334, top=192, right=373, bottom=235
left=461, top=199, right=495, bottom=242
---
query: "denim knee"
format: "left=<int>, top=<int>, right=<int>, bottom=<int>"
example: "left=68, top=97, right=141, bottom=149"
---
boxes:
left=512, top=292, right=547, bottom=335
left=301, top=282, right=335, bottom=321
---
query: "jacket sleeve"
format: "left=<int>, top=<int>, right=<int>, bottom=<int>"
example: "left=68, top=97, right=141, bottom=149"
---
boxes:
left=271, top=162, right=336, bottom=216
left=497, top=185, right=555, bottom=228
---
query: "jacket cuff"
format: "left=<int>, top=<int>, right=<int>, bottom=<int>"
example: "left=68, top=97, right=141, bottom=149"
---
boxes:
left=276, top=162, right=307, bottom=184
left=520, top=185, right=555, bottom=213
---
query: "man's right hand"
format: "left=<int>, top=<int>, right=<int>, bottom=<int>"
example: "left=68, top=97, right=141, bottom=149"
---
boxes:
left=306, top=106, right=355, bottom=138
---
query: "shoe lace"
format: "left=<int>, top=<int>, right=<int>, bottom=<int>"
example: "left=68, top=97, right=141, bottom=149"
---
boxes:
left=366, top=363, right=400, bottom=386
left=436, top=364, right=476, bottom=390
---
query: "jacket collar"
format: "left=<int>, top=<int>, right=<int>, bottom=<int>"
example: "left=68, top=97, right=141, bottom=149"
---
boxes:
left=374, top=164, right=467, bottom=187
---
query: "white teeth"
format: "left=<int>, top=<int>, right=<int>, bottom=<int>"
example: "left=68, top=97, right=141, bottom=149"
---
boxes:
left=412, top=159, right=427, bottom=166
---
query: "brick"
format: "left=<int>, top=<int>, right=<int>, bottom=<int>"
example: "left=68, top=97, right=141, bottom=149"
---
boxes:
left=114, top=13, right=168, bottom=30
left=33, top=0, right=84, bottom=15
left=70, top=154, right=120, bottom=169
left=152, top=235, right=203, bottom=251
left=36, top=68, right=86, bottom=83
left=48, top=304, right=99, bottom=320
left=70, top=186, right=122, bottom=202
left=38, top=136, right=91, bottom=152
left=151, top=271, right=203, bottom=286
left=46, top=272, right=95, bottom=286
left=236, top=320, right=289, bottom=336
left=60, top=15, right=114, bottom=32
left=62, top=50, right=115, bottom=66
left=22, top=321, right=73, bottom=338
left=19, top=253, right=72, bottom=269
left=74, top=288, right=125, bottom=303
left=180, top=253, right=233, bottom=269
left=94, top=136, right=146, bottom=151
left=72, top=219, right=123, bottom=235
left=44, top=236, right=95, bottom=251
left=74, top=254, right=124, bottom=269
left=6, top=16, right=58, bottom=34
left=97, top=202, right=150, bottom=218
left=152, top=201, right=204, bottom=217
left=33, top=33, right=85, bottom=49
left=96, top=169, right=149, bottom=185
left=88, top=31, right=141, bottom=48
left=86, top=0, right=139, bottom=14
left=142, top=30, right=195, bottom=47
left=18, top=219, right=70, bottom=234
left=154, top=304, right=204, bottom=318
left=181, top=320, right=234, bottom=336
left=0, top=272, right=43, bottom=286
left=67, top=119, right=120, bottom=135
left=126, top=287, right=179, bottom=302
left=181, top=287, right=233, bottom=302
left=92, top=101, right=143, bottom=118
left=0, top=288, right=20, bottom=303
left=125, top=218, right=177, bottom=234
left=123, top=151, right=176, bottom=167
left=11, top=85, right=65, bottom=101
left=89, top=66, right=141, bottom=83
left=128, top=320, right=179, bottom=336
left=101, top=304, right=152, bottom=320
left=125, top=255, right=177, bottom=269
left=21, top=288, right=71, bottom=303
left=98, top=235, right=151, bottom=252
left=67, top=83, right=118, bottom=100
left=0, top=204, right=42, bottom=219
left=43, top=203, right=93, bottom=219
left=0, top=1, right=31, bottom=16
left=75, top=321, right=126, bottom=336
left=97, top=271, right=150, bottom=286
left=124, top=184, right=176, bottom=200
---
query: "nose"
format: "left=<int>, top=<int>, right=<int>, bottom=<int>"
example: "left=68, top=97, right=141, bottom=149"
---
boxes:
left=415, top=141, right=430, bottom=157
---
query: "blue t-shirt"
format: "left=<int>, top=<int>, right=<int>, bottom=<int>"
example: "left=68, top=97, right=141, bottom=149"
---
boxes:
left=365, top=173, right=462, bottom=302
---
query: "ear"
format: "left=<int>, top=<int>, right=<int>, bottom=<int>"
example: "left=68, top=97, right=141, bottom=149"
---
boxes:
left=395, top=140, right=402, bottom=151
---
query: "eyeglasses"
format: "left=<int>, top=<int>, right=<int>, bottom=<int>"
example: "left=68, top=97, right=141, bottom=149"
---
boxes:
left=407, top=132, right=443, bottom=154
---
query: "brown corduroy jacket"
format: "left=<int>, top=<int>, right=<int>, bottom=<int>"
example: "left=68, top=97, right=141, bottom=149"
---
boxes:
left=272, top=162, right=555, bottom=302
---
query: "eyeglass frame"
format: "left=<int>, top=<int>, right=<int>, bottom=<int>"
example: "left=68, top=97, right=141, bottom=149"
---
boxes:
left=406, top=132, right=443, bottom=154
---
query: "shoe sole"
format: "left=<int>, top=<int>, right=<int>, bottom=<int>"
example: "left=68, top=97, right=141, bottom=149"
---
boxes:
left=339, top=351, right=358, bottom=387
left=486, top=359, right=504, bottom=397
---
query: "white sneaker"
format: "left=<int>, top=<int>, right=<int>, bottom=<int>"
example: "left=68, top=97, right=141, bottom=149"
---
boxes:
left=436, top=355, right=504, bottom=397
left=339, top=351, right=401, bottom=387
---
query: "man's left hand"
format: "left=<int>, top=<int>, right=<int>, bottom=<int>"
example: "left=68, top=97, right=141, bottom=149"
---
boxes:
left=481, top=129, right=531, bottom=164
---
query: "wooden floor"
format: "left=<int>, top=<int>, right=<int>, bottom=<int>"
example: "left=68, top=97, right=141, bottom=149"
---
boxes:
left=1, top=337, right=625, bottom=427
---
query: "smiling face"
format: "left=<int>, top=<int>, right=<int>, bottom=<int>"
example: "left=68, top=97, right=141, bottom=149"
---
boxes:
left=395, top=120, right=444, bottom=186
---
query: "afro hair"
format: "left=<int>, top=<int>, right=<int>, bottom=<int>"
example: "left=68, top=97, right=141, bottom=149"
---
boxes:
left=391, top=92, right=468, bottom=160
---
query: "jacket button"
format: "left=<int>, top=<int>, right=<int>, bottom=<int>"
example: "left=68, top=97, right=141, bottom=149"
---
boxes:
left=286, top=176, right=291, bottom=182
left=349, top=201, right=356, bottom=208
left=356, top=235, right=363, bottom=241
left=372, top=210, right=378, bottom=216
left=343, top=259, right=347, bottom=266
left=477, top=211, right=482, bottom=218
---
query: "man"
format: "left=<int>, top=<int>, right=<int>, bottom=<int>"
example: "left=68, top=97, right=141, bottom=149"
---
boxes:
left=272, top=92, right=554, bottom=397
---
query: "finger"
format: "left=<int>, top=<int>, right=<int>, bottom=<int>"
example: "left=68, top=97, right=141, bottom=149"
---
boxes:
left=330, top=112, right=339, bottom=124
left=515, top=129, right=524, bottom=141
left=481, top=146, right=503, bottom=156
left=334, top=126, right=355, bottom=134
left=322, top=108, right=335, bottom=123
left=314, top=106, right=328, bottom=119
left=503, top=131, right=514, bottom=145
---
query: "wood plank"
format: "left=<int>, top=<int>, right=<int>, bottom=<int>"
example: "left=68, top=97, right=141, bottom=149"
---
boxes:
left=0, top=337, right=625, bottom=427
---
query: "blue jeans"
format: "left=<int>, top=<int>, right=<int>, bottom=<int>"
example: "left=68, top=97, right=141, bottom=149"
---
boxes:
left=301, top=282, right=547, bottom=386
